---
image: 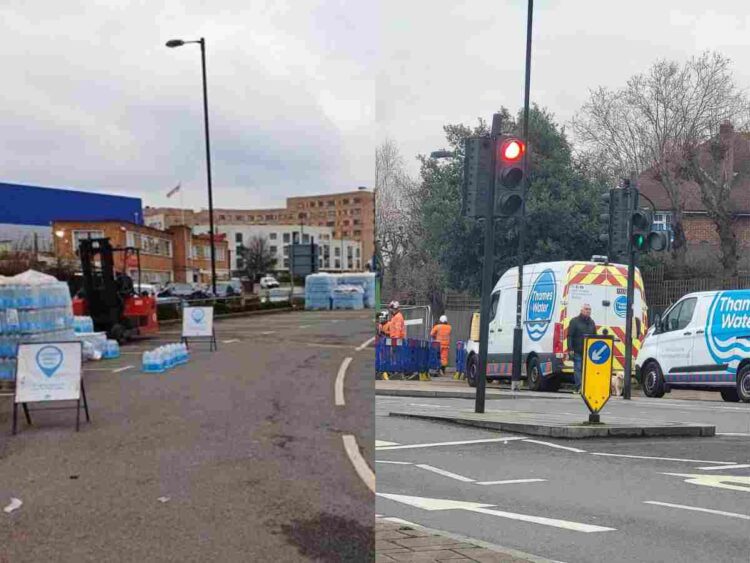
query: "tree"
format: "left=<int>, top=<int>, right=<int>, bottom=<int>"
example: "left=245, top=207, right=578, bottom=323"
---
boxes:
left=687, top=122, right=750, bottom=276
left=239, top=236, right=276, bottom=282
left=375, top=139, right=415, bottom=293
left=573, top=52, right=750, bottom=272
left=412, top=106, right=602, bottom=297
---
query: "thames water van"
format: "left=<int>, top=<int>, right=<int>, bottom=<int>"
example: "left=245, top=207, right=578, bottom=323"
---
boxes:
left=463, top=259, right=648, bottom=391
left=637, top=290, right=750, bottom=402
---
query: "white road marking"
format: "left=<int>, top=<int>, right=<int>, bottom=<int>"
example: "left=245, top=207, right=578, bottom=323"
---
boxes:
left=523, top=439, right=586, bottom=453
left=699, top=464, right=750, bottom=471
left=476, top=478, right=547, bottom=486
left=376, top=437, right=526, bottom=451
left=590, top=452, right=737, bottom=465
left=376, top=460, right=413, bottom=465
left=662, top=473, right=750, bottom=493
left=416, top=464, right=475, bottom=482
left=261, top=331, right=276, bottom=335
left=299, top=325, right=311, bottom=329
left=408, top=403, right=450, bottom=409
left=343, top=434, right=375, bottom=493
left=356, top=337, right=375, bottom=352
left=375, top=440, right=400, bottom=447
left=84, top=367, right=116, bottom=372
left=112, top=365, right=133, bottom=373
left=717, top=433, right=750, bottom=437
left=377, top=493, right=615, bottom=533
left=335, top=357, right=352, bottom=406
left=222, top=339, right=240, bottom=344
left=645, top=501, right=750, bottom=521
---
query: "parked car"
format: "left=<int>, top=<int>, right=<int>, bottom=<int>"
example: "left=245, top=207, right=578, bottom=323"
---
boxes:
left=158, top=283, right=212, bottom=301
left=637, top=289, right=750, bottom=403
left=260, top=275, right=280, bottom=289
left=215, top=280, right=243, bottom=298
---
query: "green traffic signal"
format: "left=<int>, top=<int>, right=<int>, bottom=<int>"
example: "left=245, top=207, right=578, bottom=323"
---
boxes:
left=632, top=233, right=646, bottom=251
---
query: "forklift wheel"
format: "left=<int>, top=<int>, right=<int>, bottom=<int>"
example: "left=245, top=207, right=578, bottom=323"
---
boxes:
left=111, top=324, right=127, bottom=345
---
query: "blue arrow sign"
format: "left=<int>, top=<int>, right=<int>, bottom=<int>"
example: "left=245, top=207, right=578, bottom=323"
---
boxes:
left=588, top=340, right=611, bottom=365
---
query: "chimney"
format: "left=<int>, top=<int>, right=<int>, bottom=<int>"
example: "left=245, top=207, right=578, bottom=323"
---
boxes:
left=719, top=120, right=735, bottom=183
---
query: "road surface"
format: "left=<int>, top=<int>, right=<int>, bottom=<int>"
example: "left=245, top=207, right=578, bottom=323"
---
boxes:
left=376, top=393, right=750, bottom=563
left=0, top=310, right=375, bottom=562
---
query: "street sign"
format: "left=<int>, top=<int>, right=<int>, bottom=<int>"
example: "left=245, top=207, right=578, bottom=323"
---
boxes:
left=582, top=335, right=614, bottom=422
left=290, top=243, right=319, bottom=276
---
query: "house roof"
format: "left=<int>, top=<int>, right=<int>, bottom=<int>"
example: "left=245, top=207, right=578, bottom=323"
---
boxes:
left=638, top=130, right=750, bottom=213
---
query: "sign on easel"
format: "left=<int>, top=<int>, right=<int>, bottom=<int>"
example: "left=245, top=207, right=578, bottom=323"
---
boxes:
left=13, top=341, right=90, bottom=434
left=581, top=335, right=614, bottom=424
left=181, top=306, right=217, bottom=351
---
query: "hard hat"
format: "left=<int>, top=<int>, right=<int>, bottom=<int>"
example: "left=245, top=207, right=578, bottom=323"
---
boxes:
left=439, top=315, right=448, bottom=323
left=390, top=301, right=400, bottom=309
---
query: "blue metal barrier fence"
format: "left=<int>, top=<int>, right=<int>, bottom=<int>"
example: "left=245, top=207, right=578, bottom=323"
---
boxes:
left=376, top=337, right=441, bottom=374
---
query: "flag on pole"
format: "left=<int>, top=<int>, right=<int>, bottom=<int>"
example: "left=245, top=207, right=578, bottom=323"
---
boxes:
left=166, top=182, right=181, bottom=198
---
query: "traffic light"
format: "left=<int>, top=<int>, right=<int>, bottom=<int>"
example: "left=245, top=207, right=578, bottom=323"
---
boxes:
left=631, top=209, right=669, bottom=252
left=462, top=136, right=493, bottom=218
left=494, top=136, right=526, bottom=216
left=599, top=190, right=611, bottom=255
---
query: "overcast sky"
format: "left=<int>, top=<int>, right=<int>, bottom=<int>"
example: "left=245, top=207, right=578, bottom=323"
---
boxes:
left=377, top=0, right=750, bottom=177
left=0, top=0, right=376, bottom=210
left=3, top=2, right=748, bottom=211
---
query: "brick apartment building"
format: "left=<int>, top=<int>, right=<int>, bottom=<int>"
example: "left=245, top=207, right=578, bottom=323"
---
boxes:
left=638, top=122, right=750, bottom=270
left=144, top=187, right=375, bottom=264
left=52, top=220, right=229, bottom=285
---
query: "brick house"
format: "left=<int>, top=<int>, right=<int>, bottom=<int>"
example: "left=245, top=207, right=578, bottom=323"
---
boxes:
left=52, top=220, right=229, bottom=285
left=638, top=122, right=750, bottom=270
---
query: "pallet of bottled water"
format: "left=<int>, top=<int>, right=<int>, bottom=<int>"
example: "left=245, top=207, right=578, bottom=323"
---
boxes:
left=305, top=273, right=337, bottom=310
left=142, top=343, right=189, bottom=373
left=0, top=271, right=75, bottom=385
left=332, top=285, right=365, bottom=310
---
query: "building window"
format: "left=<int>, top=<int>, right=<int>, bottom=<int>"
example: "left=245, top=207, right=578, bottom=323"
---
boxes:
left=335, top=247, right=341, bottom=257
left=283, top=258, right=289, bottom=267
left=235, top=233, right=243, bottom=243
left=356, top=248, right=360, bottom=257
left=216, top=248, right=226, bottom=261
left=302, top=234, right=310, bottom=243
left=283, top=246, right=289, bottom=256
left=347, top=247, right=353, bottom=257
left=220, top=215, right=226, bottom=220
left=270, top=245, right=278, bottom=254
left=335, top=259, right=341, bottom=269
left=126, top=231, right=172, bottom=257
left=354, top=230, right=361, bottom=236
left=270, top=232, right=277, bottom=240
left=653, top=212, right=672, bottom=231
left=354, top=198, right=361, bottom=203
left=283, top=233, right=290, bottom=243
left=72, top=230, right=105, bottom=252
left=327, top=221, right=335, bottom=227
left=327, top=200, right=335, bottom=207
left=353, top=219, right=360, bottom=225
left=343, top=198, right=349, bottom=204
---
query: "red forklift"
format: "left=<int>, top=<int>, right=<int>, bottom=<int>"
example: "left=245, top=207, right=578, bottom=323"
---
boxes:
left=72, top=237, right=159, bottom=343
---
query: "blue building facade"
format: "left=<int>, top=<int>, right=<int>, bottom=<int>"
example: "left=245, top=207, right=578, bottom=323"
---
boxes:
left=0, top=182, right=143, bottom=252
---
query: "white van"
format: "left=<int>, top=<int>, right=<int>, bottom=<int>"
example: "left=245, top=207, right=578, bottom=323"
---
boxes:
left=463, top=259, right=647, bottom=391
left=638, top=290, right=750, bottom=402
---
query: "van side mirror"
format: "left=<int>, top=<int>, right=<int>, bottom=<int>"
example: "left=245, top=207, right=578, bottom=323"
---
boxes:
left=653, top=313, right=662, bottom=333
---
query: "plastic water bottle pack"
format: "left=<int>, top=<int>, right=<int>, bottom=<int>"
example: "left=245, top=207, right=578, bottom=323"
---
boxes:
left=142, top=343, right=189, bottom=373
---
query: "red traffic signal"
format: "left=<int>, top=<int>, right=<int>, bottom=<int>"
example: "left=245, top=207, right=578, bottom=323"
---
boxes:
left=499, top=138, right=525, bottom=162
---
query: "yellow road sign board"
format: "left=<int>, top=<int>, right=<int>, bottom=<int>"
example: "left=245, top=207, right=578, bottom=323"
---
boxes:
left=582, top=335, right=614, bottom=414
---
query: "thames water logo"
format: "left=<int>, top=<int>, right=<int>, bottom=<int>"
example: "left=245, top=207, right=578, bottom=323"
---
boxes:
left=36, top=345, right=64, bottom=378
left=705, top=290, right=750, bottom=374
left=191, top=308, right=205, bottom=323
left=526, top=269, right=556, bottom=341
left=614, top=295, right=627, bottom=318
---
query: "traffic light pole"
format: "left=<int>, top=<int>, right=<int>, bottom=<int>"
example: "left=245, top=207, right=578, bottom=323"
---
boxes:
left=475, top=137, right=498, bottom=415
left=623, top=182, right=637, bottom=400
left=511, top=0, right=534, bottom=392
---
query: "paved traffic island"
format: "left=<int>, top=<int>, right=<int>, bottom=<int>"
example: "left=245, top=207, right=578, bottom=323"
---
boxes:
left=388, top=409, right=716, bottom=439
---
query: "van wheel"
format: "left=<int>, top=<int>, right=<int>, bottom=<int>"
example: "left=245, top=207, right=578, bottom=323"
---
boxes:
left=527, top=357, right=542, bottom=391
left=466, top=355, right=478, bottom=388
left=737, top=364, right=750, bottom=403
left=642, top=361, right=665, bottom=398
left=720, top=388, right=740, bottom=402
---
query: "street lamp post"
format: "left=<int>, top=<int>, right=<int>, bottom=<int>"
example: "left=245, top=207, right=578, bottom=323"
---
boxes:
left=166, top=37, right=217, bottom=295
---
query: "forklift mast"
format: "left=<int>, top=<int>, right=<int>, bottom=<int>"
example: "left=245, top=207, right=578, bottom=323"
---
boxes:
left=78, top=238, right=125, bottom=331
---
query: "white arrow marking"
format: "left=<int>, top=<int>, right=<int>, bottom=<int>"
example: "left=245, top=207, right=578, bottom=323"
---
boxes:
left=376, top=437, right=526, bottom=450
left=376, top=460, right=412, bottom=465
left=698, top=464, right=750, bottom=471
left=375, top=440, right=399, bottom=447
left=590, top=345, right=606, bottom=362
left=335, top=357, right=352, bottom=406
left=416, top=464, right=475, bottom=482
left=377, top=493, right=615, bottom=533
left=645, top=501, right=750, bottom=520
left=662, top=473, right=750, bottom=492
left=112, top=365, right=133, bottom=373
left=591, top=452, right=737, bottom=465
